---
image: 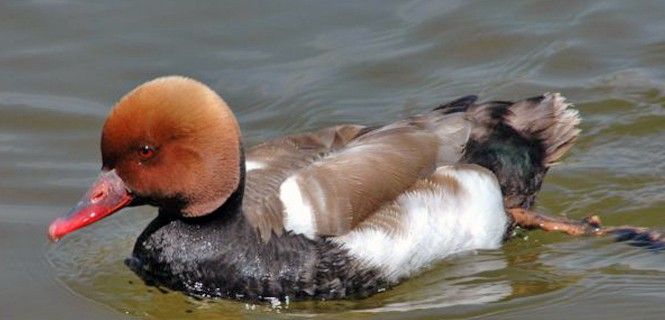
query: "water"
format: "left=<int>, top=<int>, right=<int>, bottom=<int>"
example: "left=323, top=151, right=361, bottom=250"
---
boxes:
left=2, top=0, right=665, bottom=319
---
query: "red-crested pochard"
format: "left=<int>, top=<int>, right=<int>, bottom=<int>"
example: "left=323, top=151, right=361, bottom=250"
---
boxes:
left=48, top=76, right=661, bottom=301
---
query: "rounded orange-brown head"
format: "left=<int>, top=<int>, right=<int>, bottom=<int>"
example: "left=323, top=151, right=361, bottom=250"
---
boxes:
left=48, top=76, right=243, bottom=240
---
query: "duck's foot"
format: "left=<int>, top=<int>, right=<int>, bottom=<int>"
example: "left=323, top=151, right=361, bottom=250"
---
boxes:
left=507, top=208, right=665, bottom=250
left=507, top=208, right=602, bottom=236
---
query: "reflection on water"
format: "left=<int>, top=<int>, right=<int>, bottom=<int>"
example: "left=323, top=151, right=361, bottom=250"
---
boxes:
left=2, top=0, right=665, bottom=319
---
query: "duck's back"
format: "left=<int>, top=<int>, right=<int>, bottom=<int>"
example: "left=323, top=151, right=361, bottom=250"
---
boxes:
left=242, top=93, right=579, bottom=241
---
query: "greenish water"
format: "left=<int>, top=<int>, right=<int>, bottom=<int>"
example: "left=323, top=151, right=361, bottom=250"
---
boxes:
left=1, top=1, right=665, bottom=319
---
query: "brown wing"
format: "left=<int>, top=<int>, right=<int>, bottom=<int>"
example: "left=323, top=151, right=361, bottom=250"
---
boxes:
left=242, top=125, right=367, bottom=241
left=280, top=112, right=472, bottom=237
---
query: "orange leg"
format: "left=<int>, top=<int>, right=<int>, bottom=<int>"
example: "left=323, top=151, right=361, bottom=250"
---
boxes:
left=508, top=208, right=665, bottom=249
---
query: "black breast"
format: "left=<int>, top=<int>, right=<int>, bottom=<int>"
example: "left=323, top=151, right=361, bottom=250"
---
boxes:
left=125, top=209, right=388, bottom=301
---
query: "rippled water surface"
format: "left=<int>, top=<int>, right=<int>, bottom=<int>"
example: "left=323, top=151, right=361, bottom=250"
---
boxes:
left=2, top=1, right=665, bottom=319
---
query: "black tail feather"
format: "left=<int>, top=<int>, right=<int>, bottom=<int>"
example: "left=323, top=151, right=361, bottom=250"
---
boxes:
left=438, top=93, right=581, bottom=208
left=433, top=95, right=478, bottom=114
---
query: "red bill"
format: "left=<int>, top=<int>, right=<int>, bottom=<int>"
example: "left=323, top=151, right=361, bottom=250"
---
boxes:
left=48, top=169, right=133, bottom=240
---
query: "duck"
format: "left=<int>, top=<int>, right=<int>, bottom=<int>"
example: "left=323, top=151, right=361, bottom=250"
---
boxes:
left=48, top=75, right=587, bottom=300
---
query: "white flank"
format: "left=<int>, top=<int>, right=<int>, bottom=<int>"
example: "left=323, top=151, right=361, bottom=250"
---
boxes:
left=245, top=160, right=266, bottom=171
left=333, top=165, right=508, bottom=282
left=279, top=176, right=317, bottom=239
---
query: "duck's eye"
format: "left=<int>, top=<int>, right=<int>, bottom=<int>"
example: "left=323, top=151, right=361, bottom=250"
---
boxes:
left=138, top=145, right=156, bottom=160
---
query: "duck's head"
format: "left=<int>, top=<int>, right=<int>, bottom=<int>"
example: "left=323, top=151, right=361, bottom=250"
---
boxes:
left=48, top=76, right=242, bottom=240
